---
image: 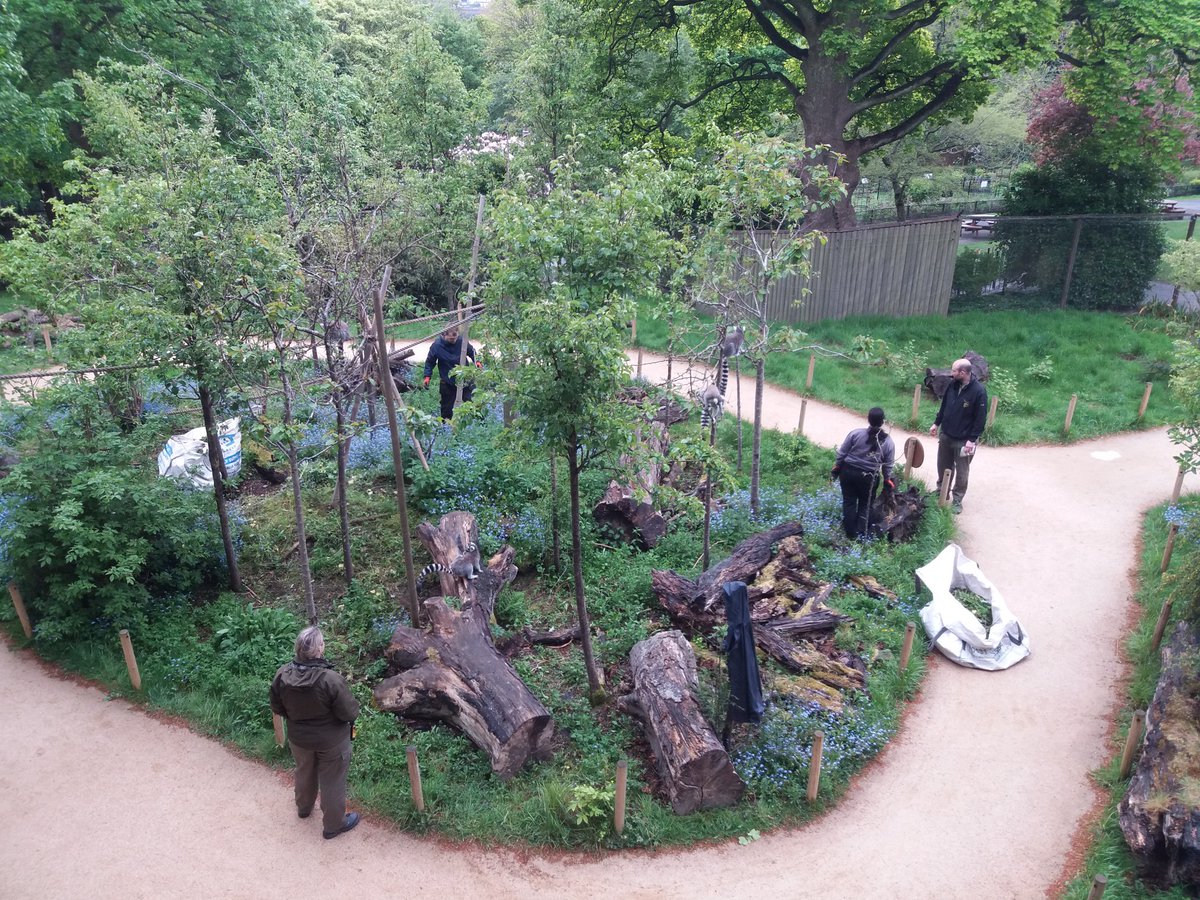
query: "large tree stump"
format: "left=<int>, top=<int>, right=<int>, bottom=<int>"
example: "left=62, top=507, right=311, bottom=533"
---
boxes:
left=374, top=512, right=553, bottom=778
left=923, top=350, right=991, bottom=399
left=1119, top=623, right=1200, bottom=889
left=617, top=630, right=745, bottom=814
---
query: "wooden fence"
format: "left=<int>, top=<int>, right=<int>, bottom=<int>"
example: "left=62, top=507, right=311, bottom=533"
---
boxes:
left=711, top=216, right=959, bottom=325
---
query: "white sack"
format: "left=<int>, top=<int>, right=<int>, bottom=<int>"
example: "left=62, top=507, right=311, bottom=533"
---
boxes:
left=157, top=417, right=242, bottom=489
left=915, top=542, right=1030, bottom=671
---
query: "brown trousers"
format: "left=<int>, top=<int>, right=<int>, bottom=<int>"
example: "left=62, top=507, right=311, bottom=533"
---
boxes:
left=291, top=736, right=352, bottom=833
left=936, top=434, right=974, bottom=504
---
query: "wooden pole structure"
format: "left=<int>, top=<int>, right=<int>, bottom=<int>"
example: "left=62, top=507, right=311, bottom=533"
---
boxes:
left=1060, top=217, right=1084, bottom=309
left=7, top=582, right=32, bottom=639
left=899, top=622, right=916, bottom=671
left=406, top=745, right=425, bottom=812
left=1137, top=382, right=1153, bottom=421
left=1171, top=465, right=1186, bottom=505
left=1063, top=394, right=1078, bottom=435
left=614, top=759, right=628, bottom=836
left=373, top=267, right=421, bottom=627
left=118, top=629, right=142, bottom=691
left=986, top=396, right=998, bottom=431
left=1086, top=874, right=1108, bottom=900
left=1119, top=711, right=1146, bottom=780
left=796, top=399, right=808, bottom=436
left=805, top=352, right=815, bottom=391
left=456, top=194, right=486, bottom=407
left=272, top=713, right=286, bottom=748
left=40, top=324, right=52, bottom=359
left=632, top=318, right=643, bottom=379
left=806, top=730, right=824, bottom=802
left=1150, top=598, right=1174, bottom=653
left=940, top=469, right=953, bottom=506
left=911, top=384, right=921, bottom=424
left=1161, top=524, right=1179, bottom=574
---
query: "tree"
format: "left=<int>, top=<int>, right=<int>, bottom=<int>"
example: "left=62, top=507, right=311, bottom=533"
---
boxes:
left=1163, top=242, right=1200, bottom=475
left=485, top=150, right=668, bottom=699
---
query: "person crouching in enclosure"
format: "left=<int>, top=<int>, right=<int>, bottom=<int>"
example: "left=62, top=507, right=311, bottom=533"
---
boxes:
left=423, top=325, right=480, bottom=421
left=832, top=407, right=896, bottom=540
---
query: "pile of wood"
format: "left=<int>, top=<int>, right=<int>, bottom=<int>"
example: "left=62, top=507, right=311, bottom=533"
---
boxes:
left=869, top=485, right=928, bottom=543
left=923, top=349, right=990, bottom=399
left=0, top=308, right=80, bottom=345
left=650, top=521, right=866, bottom=712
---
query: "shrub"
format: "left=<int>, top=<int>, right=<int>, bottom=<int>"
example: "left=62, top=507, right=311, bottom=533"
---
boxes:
left=953, top=247, right=1003, bottom=298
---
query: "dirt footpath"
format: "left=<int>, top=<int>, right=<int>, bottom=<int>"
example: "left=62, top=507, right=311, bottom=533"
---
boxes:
left=0, top=351, right=1188, bottom=899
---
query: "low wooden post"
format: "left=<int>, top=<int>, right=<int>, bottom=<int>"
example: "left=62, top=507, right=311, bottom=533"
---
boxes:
left=118, top=629, right=142, bottom=691
left=1150, top=598, right=1174, bottom=653
left=796, top=399, right=808, bottom=436
left=1119, top=712, right=1146, bottom=780
left=272, top=713, right=286, bottom=748
left=1063, top=394, right=1078, bottom=435
left=805, top=352, right=815, bottom=391
left=1161, top=524, right=1178, bottom=574
left=940, top=469, right=953, bottom=506
left=406, top=745, right=425, bottom=812
left=806, top=730, right=824, bottom=802
left=986, top=396, right=998, bottom=431
left=911, top=384, right=921, bottom=423
left=41, top=324, right=52, bottom=359
left=899, top=623, right=916, bottom=672
left=7, top=582, right=32, bottom=639
left=1086, top=874, right=1108, bottom=900
left=1171, top=465, right=1186, bottom=505
left=1137, top=383, right=1153, bottom=421
left=614, top=759, right=628, bottom=836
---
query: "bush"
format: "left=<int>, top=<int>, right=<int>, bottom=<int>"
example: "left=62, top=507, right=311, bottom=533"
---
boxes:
left=953, top=247, right=1003, bottom=298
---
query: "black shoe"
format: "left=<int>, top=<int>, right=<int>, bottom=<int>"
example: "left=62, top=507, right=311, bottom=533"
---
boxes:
left=298, top=809, right=311, bottom=819
left=323, top=812, right=360, bottom=839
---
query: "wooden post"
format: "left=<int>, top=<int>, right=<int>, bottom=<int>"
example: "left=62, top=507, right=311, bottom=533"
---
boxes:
left=614, top=759, right=628, bottom=836
left=1063, top=394, right=1078, bottom=435
left=1137, top=382, right=1152, bottom=421
left=373, top=267, right=421, bottom=627
left=40, top=324, right=52, bottom=359
left=118, top=629, right=142, bottom=691
left=911, top=384, right=920, bottom=423
left=806, top=730, right=824, bottom=802
left=632, top=317, right=642, bottom=378
left=796, top=399, right=808, bottom=436
left=1086, top=874, right=1108, bottom=900
left=1150, top=598, right=1174, bottom=653
left=899, top=622, right=916, bottom=671
left=1161, top=524, right=1179, bottom=574
left=940, top=469, right=953, bottom=506
left=805, top=352, right=815, bottom=391
left=7, top=582, right=32, bottom=639
left=272, top=713, right=286, bottom=748
left=1060, top=217, right=1084, bottom=309
left=406, top=745, right=425, bottom=812
left=455, top=194, right=486, bottom=408
left=1171, top=465, right=1186, bottom=505
left=986, top=396, right=998, bottom=431
left=1119, top=712, right=1146, bottom=780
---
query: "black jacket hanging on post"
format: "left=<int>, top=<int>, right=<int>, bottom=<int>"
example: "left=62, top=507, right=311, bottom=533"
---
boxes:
left=722, top=581, right=765, bottom=724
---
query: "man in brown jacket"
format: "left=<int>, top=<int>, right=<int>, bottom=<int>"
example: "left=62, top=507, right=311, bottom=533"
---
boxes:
left=269, top=626, right=361, bottom=839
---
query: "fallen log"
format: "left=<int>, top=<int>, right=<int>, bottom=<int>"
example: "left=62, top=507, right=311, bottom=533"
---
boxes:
left=374, top=512, right=553, bottom=778
left=923, top=350, right=991, bottom=399
left=496, top=624, right=580, bottom=658
left=617, top=630, right=745, bottom=814
left=594, top=415, right=671, bottom=548
left=868, top=486, right=927, bottom=543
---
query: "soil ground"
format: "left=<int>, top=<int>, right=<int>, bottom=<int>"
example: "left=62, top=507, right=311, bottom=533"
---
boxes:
left=0, top=350, right=1191, bottom=899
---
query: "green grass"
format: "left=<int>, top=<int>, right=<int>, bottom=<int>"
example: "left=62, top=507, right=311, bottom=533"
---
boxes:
left=1160, top=219, right=1196, bottom=243
left=635, top=305, right=1185, bottom=446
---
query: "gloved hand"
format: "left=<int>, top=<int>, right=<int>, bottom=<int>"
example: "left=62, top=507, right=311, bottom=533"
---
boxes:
left=423, top=376, right=430, bottom=388
left=475, top=360, right=483, bottom=369
left=830, top=465, right=841, bottom=480
left=883, top=478, right=896, bottom=494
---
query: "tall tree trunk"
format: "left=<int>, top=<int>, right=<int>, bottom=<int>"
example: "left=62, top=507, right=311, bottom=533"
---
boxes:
left=735, top=357, right=743, bottom=472
left=750, top=357, right=765, bottom=516
left=567, top=435, right=602, bottom=699
left=198, top=384, right=242, bottom=592
left=549, top=449, right=561, bottom=572
left=882, top=155, right=908, bottom=222
left=795, top=79, right=860, bottom=229
left=334, top=398, right=354, bottom=585
left=277, top=352, right=317, bottom=622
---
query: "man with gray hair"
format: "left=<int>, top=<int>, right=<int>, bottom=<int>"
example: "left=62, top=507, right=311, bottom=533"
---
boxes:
left=929, top=357, right=988, bottom=513
left=269, top=626, right=361, bottom=839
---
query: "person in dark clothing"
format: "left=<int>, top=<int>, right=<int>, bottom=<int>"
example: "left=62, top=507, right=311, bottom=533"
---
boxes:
left=269, top=626, right=361, bottom=840
left=422, top=325, right=479, bottom=421
left=832, top=407, right=896, bottom=540
left=721, top=581, right=764, bottom=746
left=929, top=358, right=988, bottom=513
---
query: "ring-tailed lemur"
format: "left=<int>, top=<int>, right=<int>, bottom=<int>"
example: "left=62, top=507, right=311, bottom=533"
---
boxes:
left=699, top=382, right=724, bottom=429
left=701, top=326, right=745, bottom=428
left=415, top=542, right=482, bottom=592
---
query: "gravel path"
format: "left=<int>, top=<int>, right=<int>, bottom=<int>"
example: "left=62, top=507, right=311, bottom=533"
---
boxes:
left=1, top=351, right=1190, bottom=899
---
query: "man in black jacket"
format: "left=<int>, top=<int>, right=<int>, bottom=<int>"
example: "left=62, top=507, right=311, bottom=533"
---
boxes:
left=422, top=325, right=479, bottom=421
left=269, top=626, right=361, bottom=839
left=929, top=358, right=988, bottom=513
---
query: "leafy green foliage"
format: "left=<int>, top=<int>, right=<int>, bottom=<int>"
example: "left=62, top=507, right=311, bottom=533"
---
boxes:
left=953, top=247, right=1003, bottom=298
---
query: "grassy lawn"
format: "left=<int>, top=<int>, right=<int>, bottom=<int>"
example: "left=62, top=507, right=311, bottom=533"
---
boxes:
left=634, top=305, right=1184, bottom=446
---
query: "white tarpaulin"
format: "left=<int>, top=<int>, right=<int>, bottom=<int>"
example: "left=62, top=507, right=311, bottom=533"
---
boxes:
left=916, top=542, right=1030, bottom=671
left=157, top=417, right=242, bottom=489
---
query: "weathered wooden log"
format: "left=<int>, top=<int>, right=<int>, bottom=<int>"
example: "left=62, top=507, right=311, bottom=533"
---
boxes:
left=415, top=511, right=488, bottom=608
left=594, top=418, right=670, bottom=548
left=374, top=512, right=552, bottom=779
left=617, top=630, right=745, bottom=814
left=496, top=624, right=580, bottom=658
left=923, top=350, right=990, bottom=399
left=1119, top=622, right=1200, bottom=889
left=868, top=486, right=927, bottom=543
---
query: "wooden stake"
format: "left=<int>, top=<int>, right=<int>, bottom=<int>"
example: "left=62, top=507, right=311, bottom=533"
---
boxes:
left=911, top=384, right=920, bottom=423
left=1171, top=465, right=1186, bottom=505
left=805, top=352, right=815, bottom=391
left=940, top=469, right=953, bottom=506
left=637, top=348, right=644, bottom=379
left=986, top=396, right=998, bottom=431
left=1161, top=524, right=1178, bottom=574
left=1086, top=874, right=1108, bottom=900
left=1119, top=711, right=1146, bottom=780
left=272, top=713, right=286, bottom=748
left=899, top=623, right=916, bottom=672
left=406, top=745, right=425, bottom=812
left=40, top=324, right=52, bottom=359
left=1150, top=598, right=1174, bottom=653
left=614, top=759, right=628, bottom=835
left=796, top=399, right=808, bottom=436
left=119, top=629, right=142, bottom=691
left=7, top=582, right=32, bottom=639
left=1137, top=382, right=1152, bottom=421
left=806, top=730, right=824, bottom=802
left=1063, top=394, right=1078, bottom=435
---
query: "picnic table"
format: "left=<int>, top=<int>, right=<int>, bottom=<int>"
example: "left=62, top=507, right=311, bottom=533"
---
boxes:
left=960, top=216, right=995, bottom=236
left=1158, top=201, right=1184, bottom=219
